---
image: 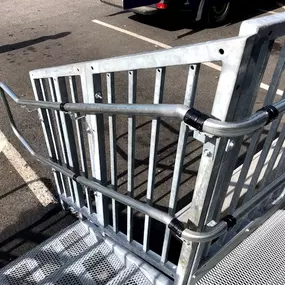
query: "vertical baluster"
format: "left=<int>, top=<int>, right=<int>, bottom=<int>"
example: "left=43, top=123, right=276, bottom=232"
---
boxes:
left=68, top=76, right=91, bottom=213
left=229, top=43, right=285, bottom=213
left=143, top=67, right=166, bottom=252
left=31, top=78, right=66, bottom=207
left=81, top=69, right=109, bottom=226
left=161, top=64, right=200, bottom=263
left=127, top=70, right=137, bottom=242
left=47, top=78, right=69, bottom=198
left=107, top=72, right=119, bottom=232
left=53, top=77, right=84, bottom=210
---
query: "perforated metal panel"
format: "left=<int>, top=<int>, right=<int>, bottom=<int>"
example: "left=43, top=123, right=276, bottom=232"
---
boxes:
left=0, top=221, right=166, bottom=285
left=197, top=207, right=285, bottom=285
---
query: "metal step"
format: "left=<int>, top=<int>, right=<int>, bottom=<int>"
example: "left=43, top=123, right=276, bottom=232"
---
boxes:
left=197, top=206, right=285, bottom=285
left=0, top=221, right=172, bottom=285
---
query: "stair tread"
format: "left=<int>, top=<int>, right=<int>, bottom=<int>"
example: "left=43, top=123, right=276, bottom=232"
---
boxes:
left=198, top=208, right=285, bottom=284
left=0, top=222, right=154, bottom=285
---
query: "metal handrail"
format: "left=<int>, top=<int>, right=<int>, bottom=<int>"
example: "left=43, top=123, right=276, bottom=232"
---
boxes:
left=0, top=82, right=188, bottom=120
left=1, top=82, right=284, bottom=138
left=0, top=84, right=227, bottom=242
left=1, top=83, right=285, bottom=244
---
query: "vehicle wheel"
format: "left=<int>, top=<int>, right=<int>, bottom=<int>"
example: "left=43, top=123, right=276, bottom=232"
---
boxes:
left=205, top=0, right=231, bottom=26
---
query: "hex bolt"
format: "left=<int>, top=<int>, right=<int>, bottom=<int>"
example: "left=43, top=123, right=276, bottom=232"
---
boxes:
left=204, top=149, right=212, bottom=157
left=95, top=92, right=102, bottom=99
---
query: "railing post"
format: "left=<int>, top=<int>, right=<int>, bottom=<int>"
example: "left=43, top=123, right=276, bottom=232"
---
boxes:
left=81, top=66, right=109, bottom=227
left=174, top=34, right=269, bottom=284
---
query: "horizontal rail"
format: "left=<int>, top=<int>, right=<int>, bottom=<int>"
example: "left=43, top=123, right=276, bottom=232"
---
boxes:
left=0, top=82, right=188, bottom=119
left=185, top=104, right=283, bottom=137
left=1, top=82, right=285, bottom=138
left=181, top=170, right=285, bottom=242
left=2, top=83, right=285, bottom=243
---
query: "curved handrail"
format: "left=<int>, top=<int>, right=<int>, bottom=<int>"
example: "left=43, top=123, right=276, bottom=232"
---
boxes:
left=0, top=83, right=228, bottom=242
left=1, top=82, right=284, bottom=138
left=1, top=82, right=285, bottom=244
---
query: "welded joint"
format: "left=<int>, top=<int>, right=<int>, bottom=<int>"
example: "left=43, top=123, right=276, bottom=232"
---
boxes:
left=257, top=105, right=279, bottom=125
left=183, top=108, right=210, bottom=132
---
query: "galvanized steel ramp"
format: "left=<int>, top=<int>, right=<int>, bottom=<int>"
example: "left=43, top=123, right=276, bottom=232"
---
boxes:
left=197, top=206, right=285, bottom=285
left=0, top=221, right=172, bottom=285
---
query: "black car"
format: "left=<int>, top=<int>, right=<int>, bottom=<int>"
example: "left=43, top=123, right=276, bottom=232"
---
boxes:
left=101, top=0, right=233, bottom=26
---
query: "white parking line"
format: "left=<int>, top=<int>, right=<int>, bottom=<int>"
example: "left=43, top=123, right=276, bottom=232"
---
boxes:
left=92, top=19, right=283, bottom=96
left=0, top=131, right=55, bottom=206
left=92, top=19, right=222, bottom=71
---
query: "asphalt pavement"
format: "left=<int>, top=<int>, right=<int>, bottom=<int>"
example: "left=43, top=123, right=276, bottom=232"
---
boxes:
left=0, top=0, right=285, bottom=266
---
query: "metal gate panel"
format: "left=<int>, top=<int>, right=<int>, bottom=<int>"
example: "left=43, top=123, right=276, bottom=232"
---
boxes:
left=28, top=34, right=250, bottom=279
left=0, top=11, right=280, bottom=285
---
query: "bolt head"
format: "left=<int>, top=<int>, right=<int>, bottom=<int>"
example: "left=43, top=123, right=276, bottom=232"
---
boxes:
left=204, top=149, right=212, bottom=157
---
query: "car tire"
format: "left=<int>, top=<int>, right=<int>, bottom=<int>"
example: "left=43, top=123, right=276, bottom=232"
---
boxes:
left=204, top=0, right=231, bottom=26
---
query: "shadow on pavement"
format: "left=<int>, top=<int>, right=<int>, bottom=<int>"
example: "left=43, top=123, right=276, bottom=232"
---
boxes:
left=0, top=204, right=76, bottom=268
left=0, top=32, right=71, bottom=54
left=0, top=178, right=55, bottom=200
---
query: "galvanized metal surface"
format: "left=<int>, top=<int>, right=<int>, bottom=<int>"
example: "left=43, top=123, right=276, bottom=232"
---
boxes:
left=1, top=11, right=285, bottom=285
left=197, top=205, right=285, bottom=285
left=0, top=221, right=171, bottom=285
left=28, top=32, right=249, bottom=279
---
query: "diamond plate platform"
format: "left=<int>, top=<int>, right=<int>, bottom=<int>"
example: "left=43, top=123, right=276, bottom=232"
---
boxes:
left=197, top=207, right=285, bottom=285
left=0, top=221, right=172, bottom=285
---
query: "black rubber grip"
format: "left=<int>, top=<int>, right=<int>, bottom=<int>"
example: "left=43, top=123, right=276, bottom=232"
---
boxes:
left=60, top=102, right=67, bottom=112
left=168, top=218, right=185, bottom=237
left=222, top=215, right=237, bottom=230
left=257, top=105, right=279, bottom=125
left=183, top=108, right=210, bottom=131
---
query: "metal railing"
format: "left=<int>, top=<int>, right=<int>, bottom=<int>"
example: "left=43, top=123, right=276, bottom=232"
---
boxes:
left=1, top=80, right=285, bottom=249
left=2, top=12, right=285, bottom=285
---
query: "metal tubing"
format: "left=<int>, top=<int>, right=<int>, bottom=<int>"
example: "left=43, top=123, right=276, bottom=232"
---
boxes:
left=234, top=171, right=285, bottom=221
left=48, top=78, right=73, bottom=198
left=181, top=222, right=227, bottom=243
left=244, top=118, right=282, bottom=202
left=161, top=64, right=200, bottom=263
left=143, top=67, right=165, bottom=252
left=260, top=124, right=285, bottom=188
left=2, top=81, right=285, bottom=138
left=69, top=76, right=91, bottom=212
left=35, top=78, right=67, bottom=206
left=106, top=72, right=119, bottom=233
left=77, top=176, right=173, bottom=225
left=3, top=84, right=285, bottom=243
left=0, top=88, right=173, bottom=226
left=203, top=112, right=268, bottom=137
left=181, top=171, right=285, bottom=243
left=2, top=82, right=285, bottom=243
left=54, top=77, right=81, bottom=205
left=0, top=86, right=227, bottom=243
left=127, top=70, right=137, bottom=242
